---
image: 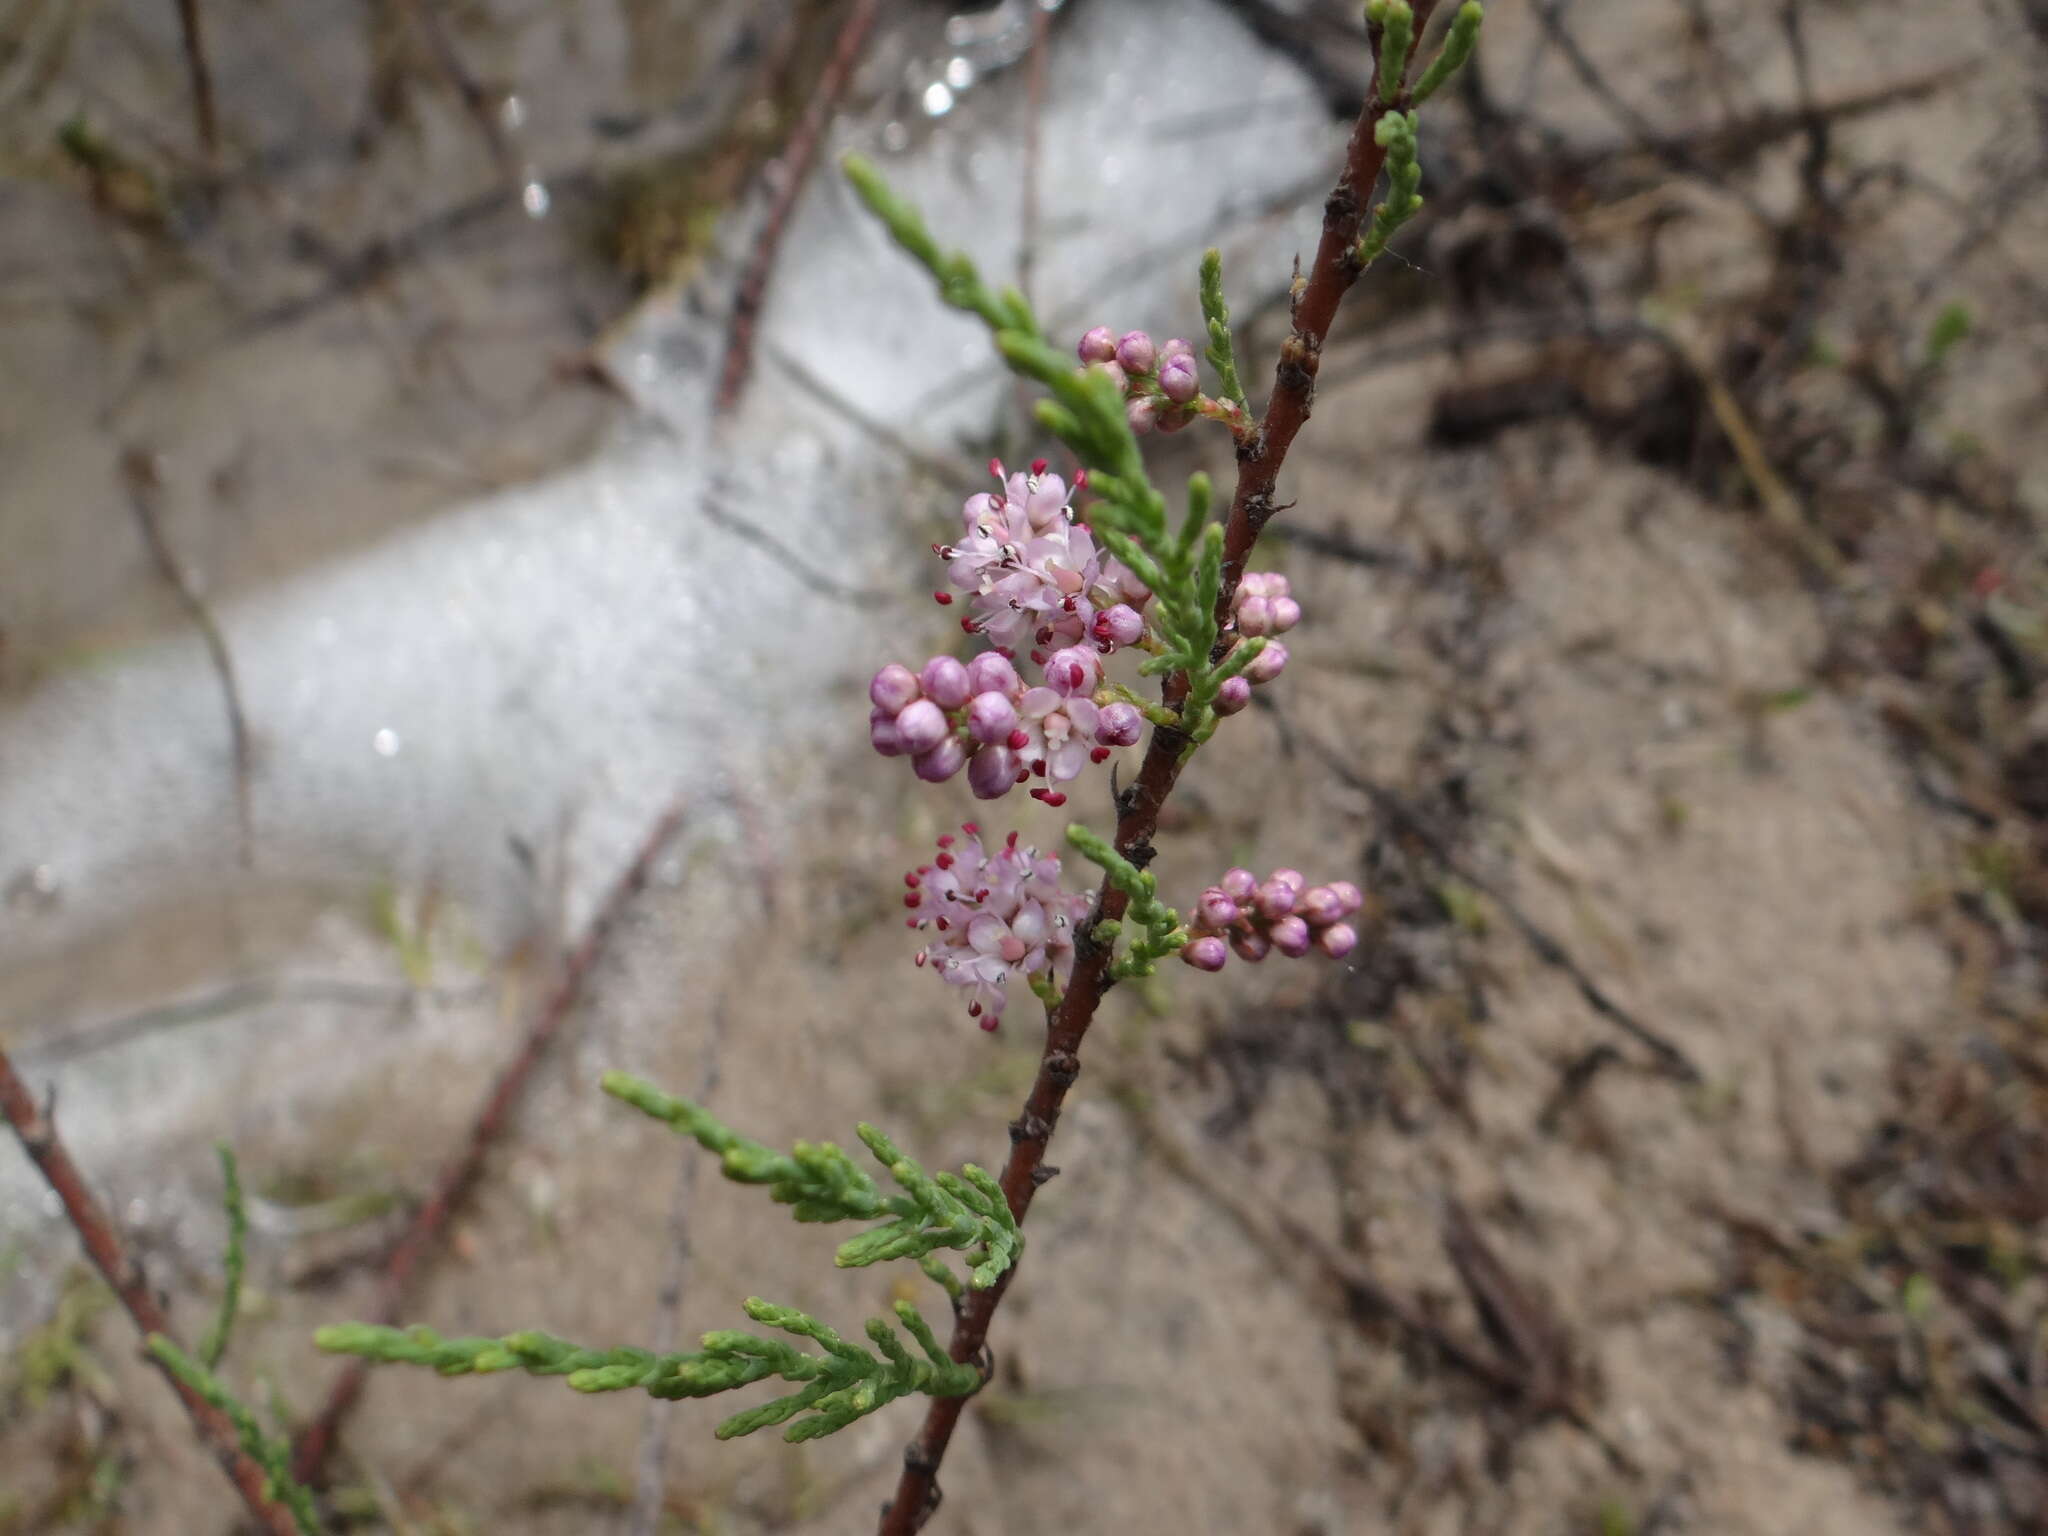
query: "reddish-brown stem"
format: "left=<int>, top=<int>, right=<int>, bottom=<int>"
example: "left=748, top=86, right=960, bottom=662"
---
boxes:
left=292, top=802, right=687, bottom=1484
left=0, top=1049, right=303, bottom=1536
left=876, top=71, right=1409, bottom=1536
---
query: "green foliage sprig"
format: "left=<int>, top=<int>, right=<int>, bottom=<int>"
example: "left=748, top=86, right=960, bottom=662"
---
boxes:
left=1199, top=248, right=1248, bottom=411
left=1357, top=110, right=1423, bottom=270
left=314, top=1296, right=979, bottom=1443
left=1369, top=0, right=1417, bottom=100
left=146, top=1336, right=322, bottom=1536
left=199, top=1143, right=246, bottom=1370
left=1413, top=2, right=1484, bottom=106
left=601, top=1071, right=1019, bottom=1289
left=1068, top=825, right=1187, bottom=980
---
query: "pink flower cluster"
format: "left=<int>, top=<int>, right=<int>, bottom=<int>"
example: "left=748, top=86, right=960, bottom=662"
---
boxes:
left=869, top=460, right=1149, bottom=805
left=904, top=824, right=1092, bottom=1029
left=1076, top=327, right=1244, bottom=437
left=1178, top=867, right=1361, bottom=971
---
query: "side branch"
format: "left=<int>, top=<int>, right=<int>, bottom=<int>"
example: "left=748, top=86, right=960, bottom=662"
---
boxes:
left=0, top=1049, right=306, bottom=1536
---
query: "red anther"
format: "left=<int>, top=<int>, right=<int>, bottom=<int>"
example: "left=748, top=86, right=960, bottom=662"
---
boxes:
left=962, top=822, right=979, bottom=834
left=1036, top=626, right=1055, bottom=645
left=1015, top=767, right=1031, bottom=783
left=961, top=617, right=978, bottom=634
left=1032, top=758, right=1047, bottom=774
left=1031, top=457, right=1048, bottom=475
left=1005, top=830, right=1019, bottom=847
left=1043, top=791, right=1067, bottom=807
left=1029, top=787, right=1049, bottom=803
left=935, top=917, right=950, bottom=930
left=905, top=917, right=919, bottom=928
left=1090, top=746, right=1112, bottom=763
left=914, top=952, right=927, bottom=966
left=996, top=646, right=1016, bottom=659
left=1030, top=650, right=1048, bottom=666
left=979, top=1015, right=999, bottom=1032
left=975, top=888, right=991, bottom=902
left=905, top=872, right=920, bottom=887
left=969, top=1001, right=982, bottom=1017
left=936, top=833, right=954, bottom=847
left=934, top=591, right=954, bottom=605
left=1073, top=469, right=1088, bottom=491
left=904, top=893, right=921, bottom=908
left=1007, top=729, right=1030, bottom=750
left=1062, top=595, right=1078, bottom=612
left=935, top=851, right=955, bottom=869
left=1096, top=640, right=1112, bottom=654
left=988, top=458, right=1004, bottom=480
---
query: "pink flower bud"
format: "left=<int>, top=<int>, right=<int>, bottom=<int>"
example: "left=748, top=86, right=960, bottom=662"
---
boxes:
left=1156, top=406, right=1193, bottom=434
left=968, top=743, right=1018, bottom=799
left=1115, top=330, right=1156, bottom=375
left=1181, top=935, right=1229, bottom=971
left=1270, top=915, right=1313, bottom=957
left=1269, top=597, right=1301, bottom=633
left=1255, top=878, right=1297, bottom=920
left=871, top=664, right=921, bottom=714
left=1220, top=867, right=1258, bottom=902
left=966, top=652, right=1022, bottom=698
left=1236, top=594, right=1274, bottom=636
left=920, top=655, right=972, bottom=709
left=1043, top=646, right=1100, bottom=696
left=870, top=707, right=906, bottom=758
left=894, top=698, right=951, bottom=756
left=1196, top=889, right=1240, bottom=928
left=1126, top=396, right=1158, bottom=435
left=1298, top=886, right=1345, bottom=926
left=1230, top=928, right=1272, bottom=962
left=1317, top=922, right=1359, bottom=959
left=1245, top=640, right=1288, bottom=685
left=966, top=691, right=1019, bottom=745
left=1162, top=337, right=1196, bottom=363
left=1077, top=325, right=1116, bottom=364
left=1094, top=604, right=1146, bottom=648
left=1116, top=567, right=1153, bottom=605
left=913, top=736, right=967, bottom=783
left=1328, top=880, right=1364, bottom=915
left=1214, top=676, right=1252, bottom=715
left=1158, top=355, right=1199, bottom=404
left=1097, top=359, right=1129, bottom=393
left=1095, top=701, right=1143, bottom=746
left=1270, top=868, right=1307, bottom=897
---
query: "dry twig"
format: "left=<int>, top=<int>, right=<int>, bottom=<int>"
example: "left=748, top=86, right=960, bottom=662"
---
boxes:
left=122, top=446, right=256, bottom=867
left=715, top=0, right=880, bottom=417
left=291, top=801, right=688, bottom=1484
left=0, top=1048, right=305, bottom=1536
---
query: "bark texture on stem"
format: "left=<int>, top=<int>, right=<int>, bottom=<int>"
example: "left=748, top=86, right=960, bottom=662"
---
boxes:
left=876, top=65, right=1412, bottom=1536
left=0, top=1049, right=305, bottom=1536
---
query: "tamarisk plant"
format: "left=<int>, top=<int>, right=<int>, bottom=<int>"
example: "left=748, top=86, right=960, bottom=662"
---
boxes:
left=318, top=6, right=1482, bottom=1529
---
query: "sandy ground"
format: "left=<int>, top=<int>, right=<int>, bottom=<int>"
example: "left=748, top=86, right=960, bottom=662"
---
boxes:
left=5, top=0, right=2048, bottom=1533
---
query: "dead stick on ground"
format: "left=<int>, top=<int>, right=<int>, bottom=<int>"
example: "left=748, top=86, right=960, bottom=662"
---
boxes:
left=122, top=446, right=255, bottom=868
left=715, top=0, right=880, bottom=418
left=0, top=1050, right=305, bottom=1536
left=172, top=0, right=220, bottom=161
left=291, top=800, right=688, bottom=1485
